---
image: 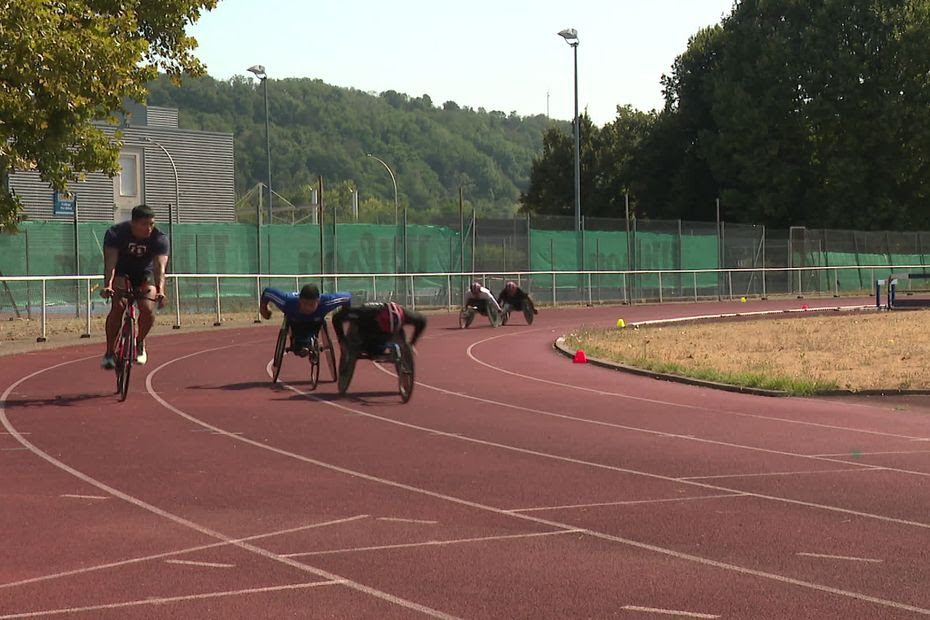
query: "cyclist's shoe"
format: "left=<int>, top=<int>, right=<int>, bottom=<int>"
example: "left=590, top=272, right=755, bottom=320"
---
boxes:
left=135, top=340, right=147, bottom=365
left=101, top=353, right=116, bottom=370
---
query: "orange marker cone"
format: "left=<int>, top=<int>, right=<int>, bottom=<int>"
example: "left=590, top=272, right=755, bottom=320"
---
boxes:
left=573, top=350, right=588, bottom=364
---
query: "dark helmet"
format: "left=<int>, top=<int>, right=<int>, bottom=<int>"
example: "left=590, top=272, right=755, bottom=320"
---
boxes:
left=376, top=302, right=405, bottom=334
left=299, top=284, right=320, bottom=300
left=470, top=281, right=482, bottom=294
left=505, top=281, right=518, bottom=294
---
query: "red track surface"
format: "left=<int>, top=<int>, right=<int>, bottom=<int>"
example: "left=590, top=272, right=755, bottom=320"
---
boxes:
left=2, top=298, right=930, bottom=619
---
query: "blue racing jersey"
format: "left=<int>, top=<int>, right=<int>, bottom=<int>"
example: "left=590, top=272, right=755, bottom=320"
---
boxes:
left=261, top=288, right=352, bottom=325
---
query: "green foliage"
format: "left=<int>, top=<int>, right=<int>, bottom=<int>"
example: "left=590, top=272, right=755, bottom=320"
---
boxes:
left=520, top=108, right=656, bottom=218
left=145, top=74, right=565, bottom=218
left=0, top=0, right=217, bottom=231
left=524, top=0, right=930, bottom=231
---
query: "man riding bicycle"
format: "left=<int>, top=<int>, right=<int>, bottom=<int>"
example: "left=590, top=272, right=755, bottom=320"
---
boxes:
left=260, top=284, right=351, bottom=357
left=100, top=204, right=168, bottom=369
left=331, top=301, right=426, bottom=390
left=497, top=281, right=537, bottom=317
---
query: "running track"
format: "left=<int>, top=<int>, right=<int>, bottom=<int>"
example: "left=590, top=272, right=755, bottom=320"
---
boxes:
left=2, top=298, right=930, bottom=619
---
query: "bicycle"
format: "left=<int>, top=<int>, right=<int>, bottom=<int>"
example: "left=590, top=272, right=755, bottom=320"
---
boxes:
left=337, top=330, right=415, bottom=403
left=109, top=276, right=158, bottom=402
left=270, top=318, right=337, bottom=390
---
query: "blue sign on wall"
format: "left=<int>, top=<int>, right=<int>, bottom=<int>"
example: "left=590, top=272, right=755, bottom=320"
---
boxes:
left=53, top=191, right=76, bottom=216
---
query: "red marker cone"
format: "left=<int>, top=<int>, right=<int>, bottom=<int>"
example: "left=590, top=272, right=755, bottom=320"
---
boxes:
left=573, top=350, right=588, bottom=364
left=801, top=304, right=809, bottom=311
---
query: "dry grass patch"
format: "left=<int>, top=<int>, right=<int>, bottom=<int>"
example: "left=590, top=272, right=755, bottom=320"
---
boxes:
left=564, top=310, right=930, bottom=394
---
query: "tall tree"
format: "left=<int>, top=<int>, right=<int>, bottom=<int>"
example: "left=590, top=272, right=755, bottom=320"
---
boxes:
left=0, top=0, right=218, bottom=231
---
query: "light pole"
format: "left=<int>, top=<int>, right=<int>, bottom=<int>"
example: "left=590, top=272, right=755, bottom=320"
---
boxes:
left=142, top=137, right=179, bottom=225
left=367, top=153, right=405, bottom=284
left=140, top=136, right=182, bottom=329
left=558, top=28, right=581, bottom=232
left=248, top=64, right=272, bottom=224
left=366, top=154, right=398, bottom=227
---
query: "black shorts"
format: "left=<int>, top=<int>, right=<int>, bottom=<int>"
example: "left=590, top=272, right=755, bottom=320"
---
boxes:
left=118, top=271, right=155, bottom=289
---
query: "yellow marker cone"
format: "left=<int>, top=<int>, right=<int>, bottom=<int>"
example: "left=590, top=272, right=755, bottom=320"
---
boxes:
left=616, top=319, right=626, bottom=328
left=740, top=297, right=747, bottom=303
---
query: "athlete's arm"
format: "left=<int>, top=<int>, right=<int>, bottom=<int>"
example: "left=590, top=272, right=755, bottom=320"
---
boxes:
left=403, top=309, right=427, bottom=346
left=481, top=288, right=502, bottom=312
left=101, top=247, right=119, bottom=298
left=152, top=255, right=168, bottom=306
left=260, top=287, right=289, bottom=320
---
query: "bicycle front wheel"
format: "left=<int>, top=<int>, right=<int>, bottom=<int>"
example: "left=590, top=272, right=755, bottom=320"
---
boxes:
left=117, top=317, right=134, bottom=402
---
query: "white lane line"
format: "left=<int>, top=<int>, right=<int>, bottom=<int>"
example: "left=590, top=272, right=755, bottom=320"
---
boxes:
left=60, top=494, right=110, bottom=500
left=0, top=356, right=458, bottom=620
left=165, top=559, right=235, bottom=568
left=1, top=447, right=28, bottom=452
left=361, top=363, right=930, bottom=532
left=284, top=530, right=579, bottom=558
left=382, top=350, right=930, bottom=482
left=465, top=328, right=930, bottom=443
left=147, top=353, right=930, bottom=615
left=680, top=468, right=879, bottom=481
left=377, top=517, right=438, bottom=525
left=621, top=605, right=719, bottom=618
left=797, top=553, right=884, bottom=563
left=812, top=449, right=930, bottom=457
left=507, top=493, right=746, bottom=513
left=0, top=515, right=368, bottom=590
left=0, top=581, right=342, bottom=619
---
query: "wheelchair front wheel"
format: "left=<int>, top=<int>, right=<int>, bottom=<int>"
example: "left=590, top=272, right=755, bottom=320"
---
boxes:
left=395, top=343, right=415, bottom=403
left=271, top=324, right=288, bottom=383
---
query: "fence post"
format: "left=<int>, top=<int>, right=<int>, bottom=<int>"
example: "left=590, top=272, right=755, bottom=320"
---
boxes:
left=693, top=272, right=698, bottom=302
left=213, top=276, right=222, bottom=326
left=410, top=275, right=416, bottom=310
left=622, top=273, right=628, bottom=304
left=727, top=271, right=733, bottom=300
left=170, top=275, right=181, bottom=329
left=550, top=238, right=555, bottom=306
left=37, top=280, right=47, bottom=342
left=587, top=272, right=593, bottom=306
left=372, top=275, right=377, bottom=301
left=658, top=272, right=663, bottom=303
left=447, top=274, right=452, bottom=309
left=596, top=238, right=601, bottom=304
left=761, top=225, right=767, bottom=299
left=81, top=278, right=91, bottom=338
left=254, top=276, right=263, bottom=324
left=833, top=267, right=839, bottom=297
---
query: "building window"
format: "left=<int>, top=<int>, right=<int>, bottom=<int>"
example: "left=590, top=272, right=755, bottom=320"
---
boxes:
left=118, top=153, right=139, bottom=197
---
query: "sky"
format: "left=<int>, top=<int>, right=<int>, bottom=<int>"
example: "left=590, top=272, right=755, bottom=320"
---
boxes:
left=188, top=0, right=735, bottom=126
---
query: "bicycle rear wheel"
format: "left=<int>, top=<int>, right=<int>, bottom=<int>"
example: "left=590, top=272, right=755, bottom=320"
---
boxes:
left=271, top=322, right=287, bottom=383
left=396, top=343, right=415, bottom=403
